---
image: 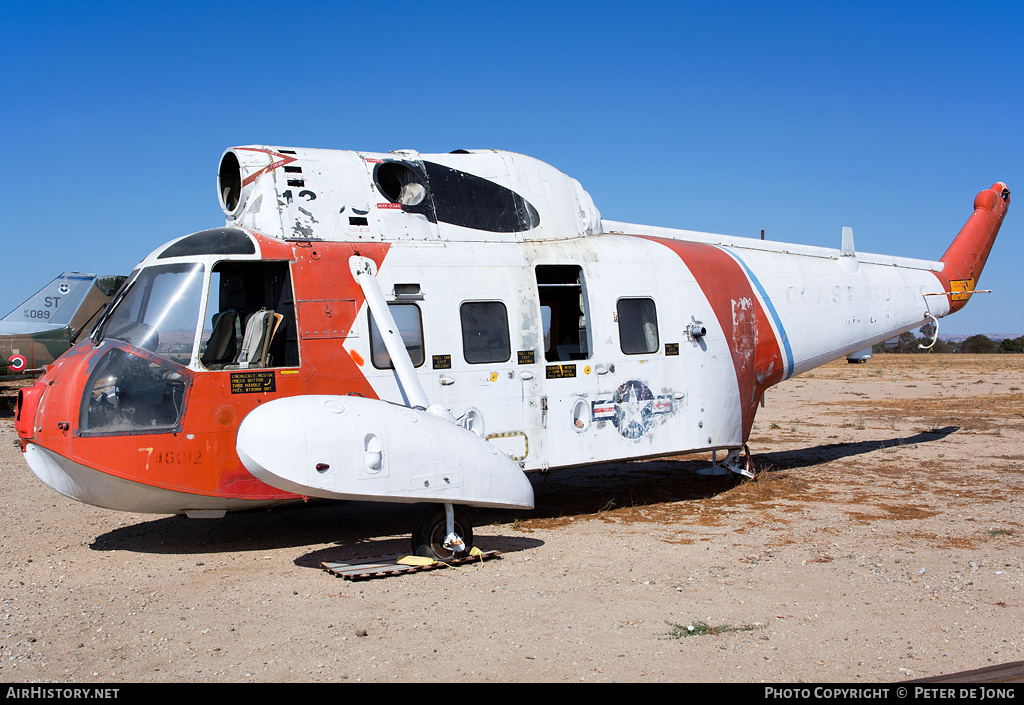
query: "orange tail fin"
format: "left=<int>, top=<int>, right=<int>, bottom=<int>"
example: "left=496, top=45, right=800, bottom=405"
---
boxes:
left=938, top=182, right=1010, bottom=313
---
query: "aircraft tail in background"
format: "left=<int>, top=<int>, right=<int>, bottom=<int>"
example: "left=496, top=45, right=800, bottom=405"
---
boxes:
left=1, top=273, right=99, bottom=335
left=0, top=273, right=126, bottom=375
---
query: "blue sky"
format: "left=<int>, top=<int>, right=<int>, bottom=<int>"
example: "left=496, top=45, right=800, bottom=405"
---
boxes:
left=2, top=1, right=1021, bottom=335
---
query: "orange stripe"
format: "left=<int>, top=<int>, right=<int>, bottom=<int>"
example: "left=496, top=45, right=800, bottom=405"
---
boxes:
left=637, top=236, right=784, bottom=442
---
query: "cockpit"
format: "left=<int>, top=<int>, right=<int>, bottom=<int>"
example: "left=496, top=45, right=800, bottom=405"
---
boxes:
left=80, top=228, right=296, bottom=436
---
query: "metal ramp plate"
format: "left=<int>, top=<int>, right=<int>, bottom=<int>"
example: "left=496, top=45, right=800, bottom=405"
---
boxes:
left=321, top=549, right=501, bottom=581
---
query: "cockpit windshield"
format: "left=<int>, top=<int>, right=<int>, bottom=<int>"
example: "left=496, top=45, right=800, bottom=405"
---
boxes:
left=95, top=263, right=204, bottom=366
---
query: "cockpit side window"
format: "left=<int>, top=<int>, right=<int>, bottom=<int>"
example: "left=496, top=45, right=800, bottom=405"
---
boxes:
left=199, top=261, right=298, bottom=369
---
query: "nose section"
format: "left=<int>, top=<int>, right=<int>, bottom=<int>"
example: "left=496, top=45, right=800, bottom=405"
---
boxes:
left=22, top=442, right=110, bottom=508
left=15, top=343, right=148, bottom=504
left=16, top=346, right=92, bottom=450
left=15, top=381, right=45, bottom=442
left=14, top=347, right=104, bottom=506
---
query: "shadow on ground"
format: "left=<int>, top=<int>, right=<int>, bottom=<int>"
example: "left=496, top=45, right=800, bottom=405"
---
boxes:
left=87, top=427, right=958, bottom=556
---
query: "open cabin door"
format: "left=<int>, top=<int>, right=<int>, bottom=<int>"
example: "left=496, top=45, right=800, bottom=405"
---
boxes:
left=530, top=258, right=696, bottom=470
left=533, top=264, right=602, bottom=469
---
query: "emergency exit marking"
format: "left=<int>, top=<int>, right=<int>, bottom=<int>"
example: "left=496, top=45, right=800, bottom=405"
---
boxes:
left=230, top=371, right=277, bottom=394
left=546, top=364, right=576, bottom=379
left=517, top=350, right=535, bottom=365
left=432, top=354, right=452, bottom=369
left=666, top=343, right=680, bottom=356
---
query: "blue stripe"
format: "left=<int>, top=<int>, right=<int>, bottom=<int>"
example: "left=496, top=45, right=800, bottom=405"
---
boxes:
left=719, top=248, right=795, bottom=380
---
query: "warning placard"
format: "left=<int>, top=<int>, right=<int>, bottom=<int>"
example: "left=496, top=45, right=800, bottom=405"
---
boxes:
left=230, top=371, right=276, bottom=394
left=949, top=278, right=976, bottom=302
left=546, top=364, right=576, bottom=379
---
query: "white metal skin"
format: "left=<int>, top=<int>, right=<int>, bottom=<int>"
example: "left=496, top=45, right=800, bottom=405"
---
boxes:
left=236, top=395, right=535, bottom=509
left=339, top=235, right=935, bottom=465
left=20, top=144, right=1003, bottom=522
left=216, top=145, right=1002, bottom=511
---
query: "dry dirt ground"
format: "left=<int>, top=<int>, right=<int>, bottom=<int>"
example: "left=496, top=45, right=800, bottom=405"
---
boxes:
left=0, top=354, right=1021, bottom=683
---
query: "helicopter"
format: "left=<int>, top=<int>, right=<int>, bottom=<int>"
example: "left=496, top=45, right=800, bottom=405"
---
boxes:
left=15, top=145, right=1008, bottom=559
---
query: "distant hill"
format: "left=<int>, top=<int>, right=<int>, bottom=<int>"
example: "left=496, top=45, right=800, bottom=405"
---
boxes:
left=939, top=334, right=1022, bottom=343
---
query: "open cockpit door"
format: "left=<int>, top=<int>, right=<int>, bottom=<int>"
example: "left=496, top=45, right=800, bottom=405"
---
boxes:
left=198, top=261, right=297, bottom=371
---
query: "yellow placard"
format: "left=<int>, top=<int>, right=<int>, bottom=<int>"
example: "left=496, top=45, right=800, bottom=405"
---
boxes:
left=949, top=278, right=975, bottom=301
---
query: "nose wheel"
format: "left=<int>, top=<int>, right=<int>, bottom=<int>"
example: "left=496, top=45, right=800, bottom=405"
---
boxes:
left=412, top=504, right=473, bottom=561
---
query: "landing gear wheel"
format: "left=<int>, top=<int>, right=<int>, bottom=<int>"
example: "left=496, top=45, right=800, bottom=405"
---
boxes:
left=412, top=505, right=473, bottom=561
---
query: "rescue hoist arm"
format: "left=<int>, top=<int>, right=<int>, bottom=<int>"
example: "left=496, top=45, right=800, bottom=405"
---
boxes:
left=348, top=255, right=454, bottom=422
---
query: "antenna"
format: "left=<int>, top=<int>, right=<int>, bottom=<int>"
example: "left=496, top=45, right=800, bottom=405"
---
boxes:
left=841, top=227, right=855, bottom=257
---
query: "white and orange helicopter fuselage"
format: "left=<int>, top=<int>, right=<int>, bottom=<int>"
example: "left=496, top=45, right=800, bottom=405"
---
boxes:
left=15, top=146, right=1009, bottom=557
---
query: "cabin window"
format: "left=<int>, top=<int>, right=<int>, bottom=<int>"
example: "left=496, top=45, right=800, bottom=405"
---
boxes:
left=199, top=261, right=297, bottom=370
left=536, top=265, right=591, bottom=362
left=369, top=303, right=425, bottom=369
left=460, top=301, right=511, bottom=364
left=617, top=298, right=659, bottom=355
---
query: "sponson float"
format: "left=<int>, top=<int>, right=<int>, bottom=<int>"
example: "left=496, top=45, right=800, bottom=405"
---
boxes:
left=15, top=146, right=1009, bottom=558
